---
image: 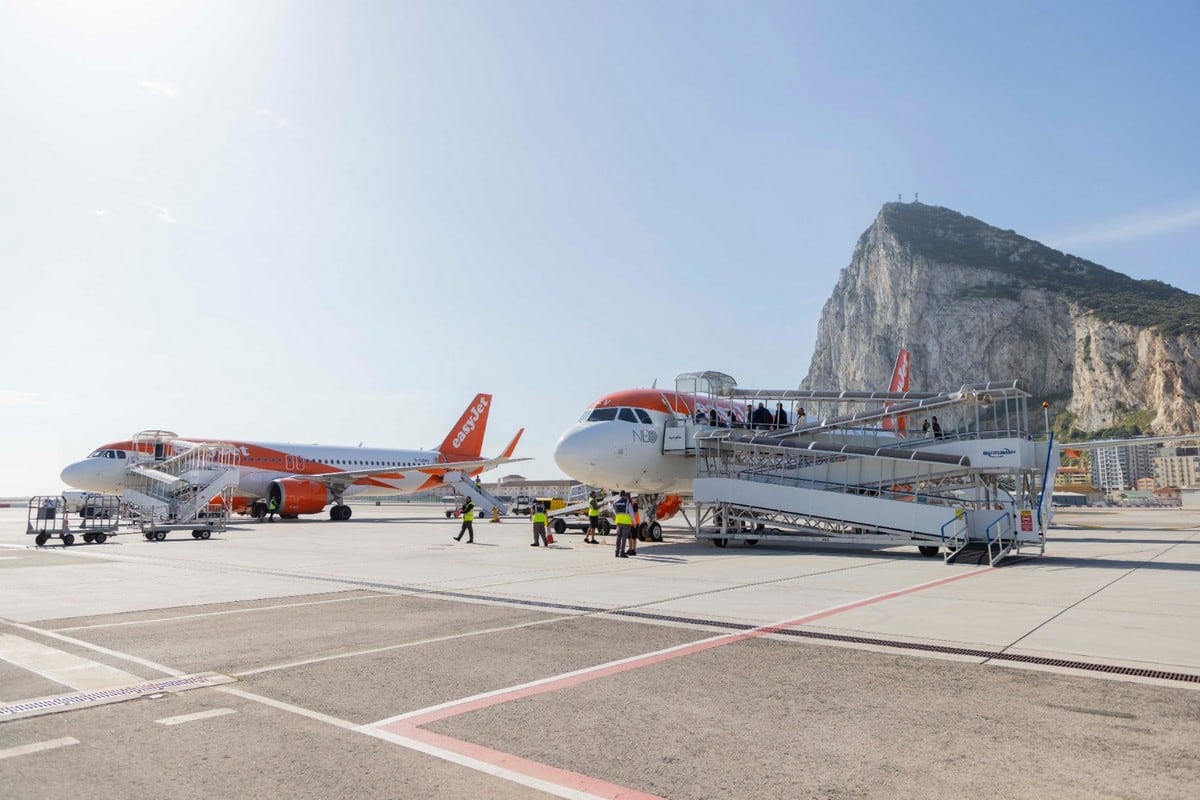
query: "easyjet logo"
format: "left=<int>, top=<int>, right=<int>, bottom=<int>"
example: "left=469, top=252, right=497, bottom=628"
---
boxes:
left=452, top=397, right=489, bottom=449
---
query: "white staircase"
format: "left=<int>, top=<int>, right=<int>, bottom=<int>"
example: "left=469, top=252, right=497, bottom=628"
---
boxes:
left=121, top=432, right=242, bottom=528
left=444, top=473, right=508, bottom=515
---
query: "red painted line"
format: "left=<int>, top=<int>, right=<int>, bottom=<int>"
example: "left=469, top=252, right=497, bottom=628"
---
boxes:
left=388, top=722, right=664, bottom=800
left=385, top=565, right=995, bottom=733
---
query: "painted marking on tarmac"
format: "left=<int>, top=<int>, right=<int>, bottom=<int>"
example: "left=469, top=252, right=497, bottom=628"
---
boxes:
left=52, top=592, right=391, bottom=632
left=155, top=707, right=238, bottom=726
left=0, top=632, right=144, bottom=691
left=216, top=686, right=359, bottom=730
left=366, top=566, right=995, bottom=799
left=234, top=614, right=574, bottom=677
left=0, top=737, right=79, bottom=761
left=0, top=556, right=21, bottom=560
left=2, top=621, right=185, bottom=677
left=367, top=725, right=658, bottom=800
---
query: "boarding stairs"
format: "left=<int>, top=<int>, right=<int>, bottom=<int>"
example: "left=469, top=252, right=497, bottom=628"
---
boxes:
left=683, top=381, right=1048, bottom=565
left=121, top=431, right=241, bottom=531
left=444, top=472, right=508, bottom=515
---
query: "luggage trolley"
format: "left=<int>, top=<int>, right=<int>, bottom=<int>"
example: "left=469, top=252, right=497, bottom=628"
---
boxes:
left=27, top=494, right=122, bottom=547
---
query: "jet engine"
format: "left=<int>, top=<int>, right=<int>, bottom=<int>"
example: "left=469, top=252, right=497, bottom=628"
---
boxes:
left=268, top=479, right=330, bottom=517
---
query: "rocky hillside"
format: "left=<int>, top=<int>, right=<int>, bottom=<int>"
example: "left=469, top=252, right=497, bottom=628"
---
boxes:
left=803, top=202, right=1200, bottom=437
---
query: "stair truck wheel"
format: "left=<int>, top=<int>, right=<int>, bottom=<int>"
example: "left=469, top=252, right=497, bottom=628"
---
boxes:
left=200, top=530, right=211, bottom=540
left=93, top=532, right=107, bottom=544
left=154, top=530, right=167, bottom=542
left=192, top=531, right=201, bottom=539
left=648, top=522, right=663, bottom=542
left=713, top=538, right=728, bottom=548
left=144, top=532, right=155, bottom=541
left=918, top=545, right=940, bottom=558
left=745, top=539, right=758, bottom=546
left=62, top=533, right=74, bottom=546
left=35, top=532, right=49, bottom=547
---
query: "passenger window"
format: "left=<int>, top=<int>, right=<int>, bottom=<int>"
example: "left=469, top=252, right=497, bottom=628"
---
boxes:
left=634, top=409, right=652, bottom=424
left=587, top=408, right=618, bottom=422
left=118, top=451, right=126, bottom=459
left=617, top=408, right=638, bottom=423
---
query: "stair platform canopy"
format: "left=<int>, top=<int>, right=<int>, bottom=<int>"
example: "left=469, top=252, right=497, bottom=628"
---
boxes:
left=685, top=380, right=1051, bottom=566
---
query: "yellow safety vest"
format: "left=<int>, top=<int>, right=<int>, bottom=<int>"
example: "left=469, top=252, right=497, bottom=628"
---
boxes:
left=463, top=503, right=475, bottom=522
left=532, top=510, right=547, bottom=524
left=588, top=500, right=600, bottom=517
left=614, top=499, right=632, bottom=526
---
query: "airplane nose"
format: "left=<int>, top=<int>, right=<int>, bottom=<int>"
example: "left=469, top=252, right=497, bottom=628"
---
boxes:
left=60, top=460, right=101, bottom=491
left=553, top=424, right=604, bottom=484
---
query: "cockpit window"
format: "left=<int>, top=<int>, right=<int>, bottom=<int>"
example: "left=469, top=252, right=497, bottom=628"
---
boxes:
left=634, top=409, right=652, bottom=424
left=88, top=449, right=103, bottom=458
left=586, top=408, right=618, bottom=422
left=617, top=408, right=638, bottom=423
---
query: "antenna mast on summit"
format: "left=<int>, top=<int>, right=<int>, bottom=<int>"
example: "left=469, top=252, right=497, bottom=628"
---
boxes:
left=914, top=192, right=919, bottom=203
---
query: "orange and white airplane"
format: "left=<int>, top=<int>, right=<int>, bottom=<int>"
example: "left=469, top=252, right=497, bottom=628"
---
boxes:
left=60, top=393, right=525, bottom=521
left=552, top=351, right=911, bottom=535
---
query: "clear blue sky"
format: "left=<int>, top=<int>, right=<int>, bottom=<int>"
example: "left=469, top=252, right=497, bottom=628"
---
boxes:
left=2, top=1, right=1197, bottom=495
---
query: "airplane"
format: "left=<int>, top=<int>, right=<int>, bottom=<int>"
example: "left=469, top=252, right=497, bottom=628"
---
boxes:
left=60, top=393, right=526, bottom=521
left=552, top=351, right=912, bottom=539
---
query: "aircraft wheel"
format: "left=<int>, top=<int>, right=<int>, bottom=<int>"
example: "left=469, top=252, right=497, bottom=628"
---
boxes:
left=93, top=532, right=107, bottom=545
left=154, top=531, right=167, bottom=542
left=200, top=530, right=211, bottom=540
left=553, top=518, right=566, bottom=535
left=713, top=538, right=728, bottom=548
left=600, top=519, right=611, bottom=535
left=35, top=532, right=49, bottom=547
left=918, top=545, right=940, bottom=558
left=648, top=522, right=663, bottom=542
left=635, top=523, right=648, bottom=542
left=83, top=533, right=95, bottom=544
left=341, top=505, right=352, bottom=521
left=745, top=539, right=758, bottom=547
left=62, top=533, right=75, bottom=547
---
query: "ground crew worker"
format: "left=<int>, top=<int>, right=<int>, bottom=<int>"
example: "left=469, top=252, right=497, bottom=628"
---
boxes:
left=531, top=501, right=548, bottom=547
left=584, top=492, right=601, bottom=544
left=627, top=498, right=639, bottom=556
left=267, top=495, right=279, bottom=522
left=613, top=491, right=633, bottom=558
left=454, top=498, right=475, bottom=543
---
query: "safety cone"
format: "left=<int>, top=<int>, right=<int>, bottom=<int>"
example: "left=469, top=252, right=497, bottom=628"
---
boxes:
left=491, top=506, right=501, bottom=523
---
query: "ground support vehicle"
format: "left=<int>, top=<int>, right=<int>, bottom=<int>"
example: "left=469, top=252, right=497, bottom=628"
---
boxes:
left=546, top=498, right=613, bottom=537
left=27, top=495, right=121, bottom=547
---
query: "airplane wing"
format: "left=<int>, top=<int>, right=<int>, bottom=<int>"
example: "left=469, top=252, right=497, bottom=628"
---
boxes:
left=281, top=456, right=532, bottom=488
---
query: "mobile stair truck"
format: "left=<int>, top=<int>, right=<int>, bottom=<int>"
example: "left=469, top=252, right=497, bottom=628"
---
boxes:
left=119, top=431, right=243, bottom=541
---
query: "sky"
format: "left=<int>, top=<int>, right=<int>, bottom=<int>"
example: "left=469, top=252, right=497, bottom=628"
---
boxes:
left=1, top=0, right=1198, bottom=496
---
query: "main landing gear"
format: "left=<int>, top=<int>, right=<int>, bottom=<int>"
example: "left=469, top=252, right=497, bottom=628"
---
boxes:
left=329, top=504, right=352, bottom=521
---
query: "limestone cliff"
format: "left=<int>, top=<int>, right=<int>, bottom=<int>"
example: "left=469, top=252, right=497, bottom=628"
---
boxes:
left=803, top=203, right=1200, bottom=436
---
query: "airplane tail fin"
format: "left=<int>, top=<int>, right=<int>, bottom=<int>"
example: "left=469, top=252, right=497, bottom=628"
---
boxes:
left=499, top=428, right=524, bottom=459
left=438, top=393, right=493, bottom=460
left=881, top=349, right=912, bottom=433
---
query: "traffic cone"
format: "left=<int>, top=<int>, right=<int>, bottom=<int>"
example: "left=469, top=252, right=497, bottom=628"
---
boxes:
left=491, top=506, right=500, bottom=523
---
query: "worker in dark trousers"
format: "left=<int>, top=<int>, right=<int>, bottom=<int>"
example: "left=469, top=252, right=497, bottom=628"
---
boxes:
left=454, top=498, right=475, bottom=543
left=267, top=496, right=279, bottom=522
left=584, top=492, right=602, bottom=544
left=531, top=501, right=548, bottom=546
left=613, top=491, right=633, bottom=558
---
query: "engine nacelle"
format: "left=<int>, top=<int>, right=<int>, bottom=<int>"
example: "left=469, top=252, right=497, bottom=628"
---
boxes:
left=269, top=479, right=330, bottom=516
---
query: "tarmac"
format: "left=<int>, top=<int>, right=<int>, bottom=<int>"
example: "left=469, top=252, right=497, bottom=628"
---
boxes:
left=0, top=502, right=1197, bottom=799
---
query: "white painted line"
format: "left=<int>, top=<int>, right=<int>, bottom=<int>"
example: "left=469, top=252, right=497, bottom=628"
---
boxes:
left=0, top=556, right=21, bottom=560
left=3, top=621, right=184, bottom=677
left=235, top=614, right=570, bottom=676
left=155, top=707, right=237, bottom=726
left=52, top=593, right=390, bottom=632
left=0, top=737, right=79, bottom=761
left=216, top=686, right=359, bottom=730
left=0, top=633, right=144, bottom=691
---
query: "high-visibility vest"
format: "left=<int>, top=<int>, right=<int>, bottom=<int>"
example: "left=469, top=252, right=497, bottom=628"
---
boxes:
left=463, top=502, right=475, bottom=521
left=532, top=509, right=547, bottom=524
left=588, top=499, right=600, bottom=517
left=613, top=498, right=632, bottom=526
